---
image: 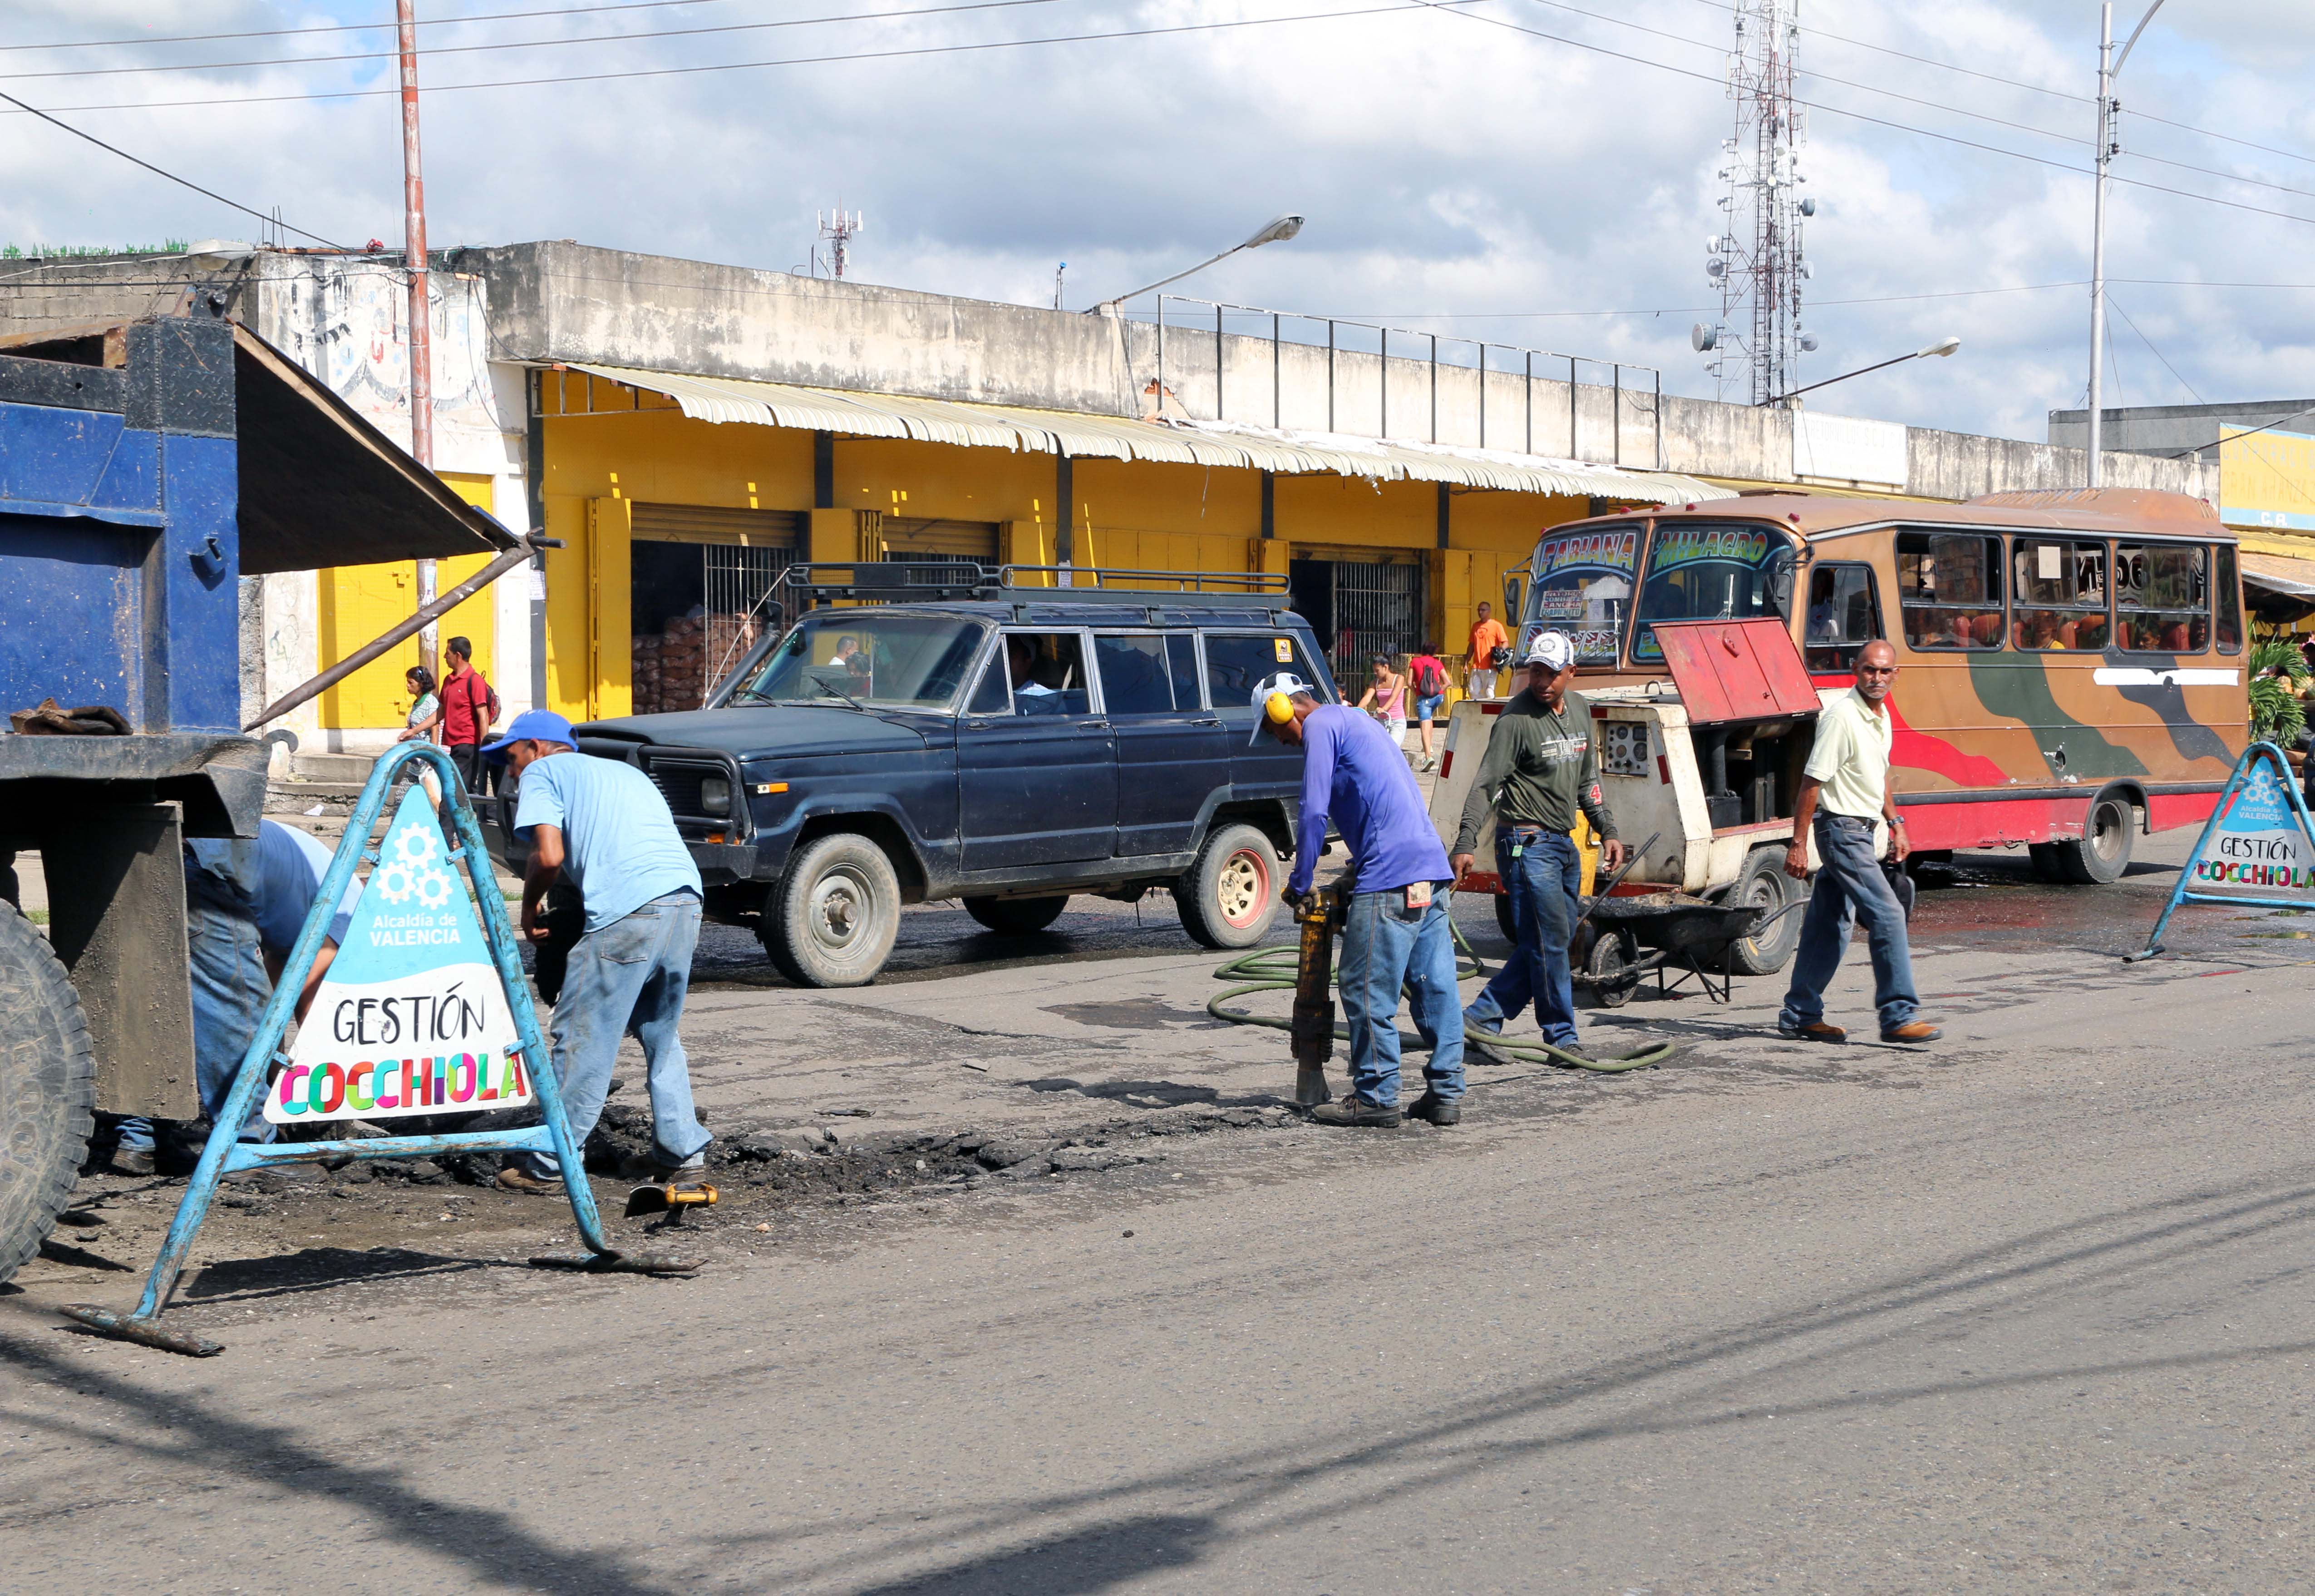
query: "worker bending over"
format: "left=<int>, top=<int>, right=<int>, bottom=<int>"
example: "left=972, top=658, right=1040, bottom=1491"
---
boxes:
left=1258, top=670, right=1465, bottom=1127
left=111, top=820, right=361, bottom=1174
left=1451, top=631, right=1626, bottom=1054
left=486, top=711, right=712, bottom=1192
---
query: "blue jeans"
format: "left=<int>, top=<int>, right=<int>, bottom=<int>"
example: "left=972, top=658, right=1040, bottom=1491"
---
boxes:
left=525, top=891, right=710, bottom=1176
left=1338, top=888, right=1466, bottom=1108
left=116, top=887, right=271, bottom=1152
left=1467, top=826, right=1582, bottom=1048
left=1779, top=812, right=1919, bottom=1034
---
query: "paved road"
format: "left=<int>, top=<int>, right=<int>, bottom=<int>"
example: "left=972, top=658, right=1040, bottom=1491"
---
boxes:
left=9, top=832, right=2315, bottom=1592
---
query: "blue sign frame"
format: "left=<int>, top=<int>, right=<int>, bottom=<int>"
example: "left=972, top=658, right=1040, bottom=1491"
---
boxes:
left=67, top=742, right=692, bottom=1356
left=2128, top=739, right=2315, bottom=962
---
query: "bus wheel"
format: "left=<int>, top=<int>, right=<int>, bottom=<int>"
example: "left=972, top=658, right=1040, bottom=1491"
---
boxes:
left=1726, top=845, right=1803, bottom=976
left=2056, top=795, right=2136, bottom=885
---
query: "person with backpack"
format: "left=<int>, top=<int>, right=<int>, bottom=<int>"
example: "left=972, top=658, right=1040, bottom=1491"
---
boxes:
left=439, top=635, right=502, bottom=800
left=1407, top=643, right=1450, bottom=773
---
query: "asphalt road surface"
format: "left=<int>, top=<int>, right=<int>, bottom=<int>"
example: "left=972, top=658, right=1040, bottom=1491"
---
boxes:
left=10, top=831, right=2315, bottom=1593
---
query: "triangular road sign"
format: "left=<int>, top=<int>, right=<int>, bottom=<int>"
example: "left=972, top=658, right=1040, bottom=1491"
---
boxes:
left=2131, top=740, right=2315, bottom=959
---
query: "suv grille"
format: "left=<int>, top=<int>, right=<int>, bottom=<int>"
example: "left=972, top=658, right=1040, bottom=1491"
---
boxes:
left=645, top=759, right=728, bottom=823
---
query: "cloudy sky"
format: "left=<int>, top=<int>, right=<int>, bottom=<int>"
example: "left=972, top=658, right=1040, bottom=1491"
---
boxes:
left=5, top=0, right=2311, bottom=443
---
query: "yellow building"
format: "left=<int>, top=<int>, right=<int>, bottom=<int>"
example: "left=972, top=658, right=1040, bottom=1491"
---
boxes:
left=527, top=366, right=1710, bottom=722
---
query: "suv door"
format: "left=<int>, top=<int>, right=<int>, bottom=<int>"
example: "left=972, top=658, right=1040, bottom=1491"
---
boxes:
left=1092, top=630, right=1224, bottom=858
left=1206, top=628, right=1330, bottom=798
left=956, top=629, right=1118, bottom=869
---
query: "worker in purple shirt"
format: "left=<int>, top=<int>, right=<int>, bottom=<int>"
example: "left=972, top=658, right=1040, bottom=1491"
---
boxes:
left=1256, top=670, right=1466, bottom=1127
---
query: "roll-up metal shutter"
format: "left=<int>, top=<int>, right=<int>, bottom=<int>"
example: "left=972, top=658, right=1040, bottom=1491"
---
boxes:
left=881, top=517, right=1000, bottom=561
left=631, top=502, right=806, bottom=547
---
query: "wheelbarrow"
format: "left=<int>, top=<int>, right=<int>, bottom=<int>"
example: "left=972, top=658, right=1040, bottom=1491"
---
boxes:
left=1574, top=892, right=1810, bottom=1006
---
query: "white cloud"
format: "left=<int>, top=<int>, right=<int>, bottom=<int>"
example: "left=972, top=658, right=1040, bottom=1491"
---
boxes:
left=2, top=0, right=2310, bottom=441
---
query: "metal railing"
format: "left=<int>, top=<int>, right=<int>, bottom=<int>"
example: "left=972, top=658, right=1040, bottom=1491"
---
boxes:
left=1136, top=296, right=1665, bottom=469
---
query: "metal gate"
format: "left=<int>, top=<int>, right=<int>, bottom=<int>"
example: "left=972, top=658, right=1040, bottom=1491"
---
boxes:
left=1289, top=557, right=1426, bottom=680
left=702, top=542, right=797, bottom=696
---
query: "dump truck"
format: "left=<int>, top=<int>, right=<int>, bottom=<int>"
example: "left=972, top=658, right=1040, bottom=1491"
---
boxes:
left=0, top=312, right=527, bottom=1282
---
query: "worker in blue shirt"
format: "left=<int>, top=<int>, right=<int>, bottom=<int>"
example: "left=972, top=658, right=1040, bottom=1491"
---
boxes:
left=110, top=820, right=362, bottom=1174
left=1257, top=670, right=1466, bottom=1127
left=484, top=710, right=711, bottom=1192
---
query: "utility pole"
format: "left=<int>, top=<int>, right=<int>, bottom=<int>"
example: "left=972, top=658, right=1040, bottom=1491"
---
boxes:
left=2085, top=0, right=2166, bottom=487
left=399, top=0, right=438, bottom=686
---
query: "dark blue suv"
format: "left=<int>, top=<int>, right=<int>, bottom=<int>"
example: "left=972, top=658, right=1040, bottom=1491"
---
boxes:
left=564, top=566, right=1339, bottom=986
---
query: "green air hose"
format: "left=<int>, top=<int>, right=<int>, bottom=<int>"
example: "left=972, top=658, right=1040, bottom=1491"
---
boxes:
left=1206, top=918, right=1678, bottom=1075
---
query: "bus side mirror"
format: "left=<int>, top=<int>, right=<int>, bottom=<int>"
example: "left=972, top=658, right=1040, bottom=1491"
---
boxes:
left=1502, top=574, right=1524, bottom=622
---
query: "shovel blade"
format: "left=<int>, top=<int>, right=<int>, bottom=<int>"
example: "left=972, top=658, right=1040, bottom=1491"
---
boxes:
left=62, top=1303, right=223, bottom=1357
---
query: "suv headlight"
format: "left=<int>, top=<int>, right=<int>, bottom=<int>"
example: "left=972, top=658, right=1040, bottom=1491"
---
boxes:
left=699, top=775, right=731, bottom=818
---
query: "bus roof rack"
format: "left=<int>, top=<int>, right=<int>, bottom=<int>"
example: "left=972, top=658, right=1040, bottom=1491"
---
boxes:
left=774, top=561, right=1290, bottom=606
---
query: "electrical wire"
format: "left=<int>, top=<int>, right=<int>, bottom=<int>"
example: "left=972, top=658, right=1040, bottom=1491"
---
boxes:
left=0, top=87, right=345, bottom=250
left=0, top=0, right=755, bottom=54
left=2106, top=294, right=2205, bottom=407
left=0, top=0, right=1093, bottom=83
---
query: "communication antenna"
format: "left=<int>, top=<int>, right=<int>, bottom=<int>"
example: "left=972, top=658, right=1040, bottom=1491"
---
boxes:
left=816, top=207, right=863, bottom=280
left=1694, top=0, right=1816, bottom=406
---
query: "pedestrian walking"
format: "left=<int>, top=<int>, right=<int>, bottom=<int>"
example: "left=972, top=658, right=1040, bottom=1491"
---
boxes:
left=1357, top=655, right=1410, bottom=751
left=1256, top=670, right=1465, bottom=1127
left=109, top=820, right=362, bottom=1174
left=1466, top=602, right=1511, bottom=701
left=1407, top=643, right=1450, bottom=772
left=1776, top=639, right=1942, bottom=1045
left=395, top=664, right=443, bottom=807
left=1450, top=631, right=1625, bottom=1054
left=438, top=636, right=502, bottom=800
left=485, top=711, right=713, bottom=1192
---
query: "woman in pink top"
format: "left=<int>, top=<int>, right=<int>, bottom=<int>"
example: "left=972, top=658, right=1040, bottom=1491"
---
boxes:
left=1358, top=655, right=1410, bottom=751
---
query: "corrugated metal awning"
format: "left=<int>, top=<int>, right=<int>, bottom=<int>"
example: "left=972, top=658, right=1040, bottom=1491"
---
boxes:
left=567, top=363, right=1715, bottom=504
left=2241, top=551, right=2315, bottom=598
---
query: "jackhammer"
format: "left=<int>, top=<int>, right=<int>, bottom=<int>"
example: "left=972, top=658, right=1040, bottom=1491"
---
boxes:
left=1288, top=886, right=1346, bottom=1106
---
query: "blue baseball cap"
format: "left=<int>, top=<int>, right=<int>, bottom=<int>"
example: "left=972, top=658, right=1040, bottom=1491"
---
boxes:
left=481, top=709, right=576, bottom=764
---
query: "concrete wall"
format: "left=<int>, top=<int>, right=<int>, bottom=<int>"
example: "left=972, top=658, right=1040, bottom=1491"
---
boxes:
left=2049, top=399, right=2315, bottom=459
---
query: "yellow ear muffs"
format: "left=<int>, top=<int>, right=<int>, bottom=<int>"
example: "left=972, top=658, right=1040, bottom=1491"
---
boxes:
left=1265, top=692, right=1295, bottom=724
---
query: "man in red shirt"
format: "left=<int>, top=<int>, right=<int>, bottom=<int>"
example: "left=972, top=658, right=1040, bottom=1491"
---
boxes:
left=438, top=635, right=502, bottom=798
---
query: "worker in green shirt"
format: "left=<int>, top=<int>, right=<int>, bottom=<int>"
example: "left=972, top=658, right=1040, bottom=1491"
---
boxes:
left=1449, top=631, right=1626, bottom=1051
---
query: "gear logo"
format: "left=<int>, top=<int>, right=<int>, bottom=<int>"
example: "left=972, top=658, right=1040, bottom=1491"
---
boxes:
left=391, top=822, right=441, bottom=869
left=374, top=860, right=418, bottom=905
left=415, top=869, right=456, bottom=911
left=374, top=819, right=459, bottom=912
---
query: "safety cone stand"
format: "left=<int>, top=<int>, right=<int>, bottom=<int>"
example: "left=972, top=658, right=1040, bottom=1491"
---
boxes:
left=64, top=742, right=700, bottom=1358
left=2128, top=738, right=2315, bottom=962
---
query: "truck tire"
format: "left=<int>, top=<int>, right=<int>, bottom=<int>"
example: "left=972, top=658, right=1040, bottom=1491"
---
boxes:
left=1726, top=844, right=1804, bottom=976
left=964, top=895, right=1069, bottom=936
left=0, top=898, right=95, bottom=1285
left=2055, top=793, right=2135, bottom=885
left=760, top=832, right=901, bottom=987
left=1175, top=824, right=1281, bottom=950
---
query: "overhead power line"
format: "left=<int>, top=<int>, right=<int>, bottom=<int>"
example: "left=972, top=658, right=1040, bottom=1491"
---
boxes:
left=0, top=87, right=345, bottom=249
left=0, top=0, right=1089, bottom=83
left=0, top=0, right=752, bottom=54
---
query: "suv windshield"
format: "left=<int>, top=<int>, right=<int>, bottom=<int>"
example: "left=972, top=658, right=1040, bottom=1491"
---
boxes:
left=1631, top=521, right=1796, bottom=664
left=734, top=613, right=985, bottom=709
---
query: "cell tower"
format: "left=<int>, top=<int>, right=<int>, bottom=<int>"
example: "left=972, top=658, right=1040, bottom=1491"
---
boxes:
left=816, top=208, right=863, bottom=279
left=1694, top=0, right=1817, bottom=405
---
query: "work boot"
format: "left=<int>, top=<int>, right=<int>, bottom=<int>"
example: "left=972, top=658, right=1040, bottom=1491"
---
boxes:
left=497, top=1163, right=561, bottom=1196
left=109, top=1146, right=156, bottom=1177
left=1777, top=1019, right=1846, bottom=1043
left=1309, top=1095, right=1403, bottom=1128
left=1880, top=1020, right=1944, bottom=1044
left=1406, top=1092, right=1462, bottom=1127
left=1463, top=1006, right=1502, bottom=1038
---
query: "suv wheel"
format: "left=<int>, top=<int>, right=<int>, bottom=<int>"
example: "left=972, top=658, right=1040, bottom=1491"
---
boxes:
left=761, top=832, right=901, bottom=986
left=964, top=895, right=1069, bottom=936
left=1175, top=823, right=1281, bottom=950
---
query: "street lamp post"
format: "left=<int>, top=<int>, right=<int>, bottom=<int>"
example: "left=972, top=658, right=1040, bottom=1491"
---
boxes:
left=1087, top=215, right=1305, bottom=315
left=1756, top=337, right=1960, bottom=408
left=2087, top=0, right=2167, bottom=488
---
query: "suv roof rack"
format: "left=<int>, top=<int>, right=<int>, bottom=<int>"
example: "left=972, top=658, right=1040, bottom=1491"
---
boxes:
left=774, top=561, right=1290, bottom=606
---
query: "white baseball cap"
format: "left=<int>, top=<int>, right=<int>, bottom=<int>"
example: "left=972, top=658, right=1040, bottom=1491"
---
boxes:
left=1525, top=631, right=1576, bottom=672
left=1248, top=670, right=1316, bottom=744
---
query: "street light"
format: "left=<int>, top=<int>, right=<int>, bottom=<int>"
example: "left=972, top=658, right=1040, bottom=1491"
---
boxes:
left=1756, top=337, right=1961, bottom=407
left=1087, top=215, right=1305, bottom=315
left=2087, top=0, right=2167, bottom=486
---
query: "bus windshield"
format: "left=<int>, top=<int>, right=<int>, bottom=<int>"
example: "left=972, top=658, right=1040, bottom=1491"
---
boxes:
left=1522, top=524, right=1641, bottom=666
left=732, top=613, right=986, bottom=709
left=1631, top=522, right=1796, bottom=664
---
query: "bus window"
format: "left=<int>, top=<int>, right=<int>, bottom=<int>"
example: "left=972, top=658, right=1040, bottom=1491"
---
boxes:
left=1526, top=523, right=1640, bottom=666
left=1631, top=522, right=1795, bottom=664
left=1897, top=530, right=2005, bottom=651
left=2215, top=544, right=2244, bottom=655
left=2010, top=538, right=2110, bottom=652
left=2115, top=543, right=2208, bottom=654
left=1803, top=562, right=1883, bottom=673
